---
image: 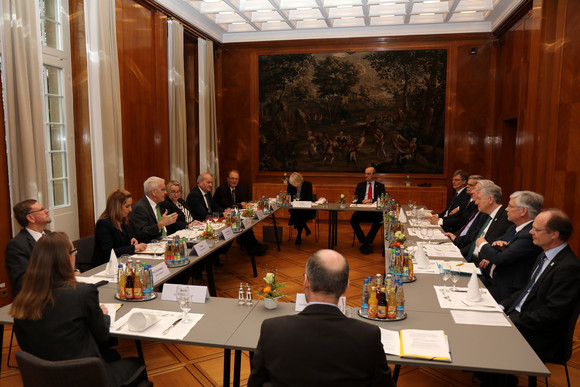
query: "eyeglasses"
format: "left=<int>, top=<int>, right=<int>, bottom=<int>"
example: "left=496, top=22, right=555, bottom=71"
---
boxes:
left=451, top=178, right=464, bottom=182
left=169, top=191, right=182, bottom=195
left=507, top=204, right=522, bottom=209
left=531, top=227, right=549, bottom=233
left=27, top=207, right=46, bottom=215
left=69, top=248, right=78, bottom=255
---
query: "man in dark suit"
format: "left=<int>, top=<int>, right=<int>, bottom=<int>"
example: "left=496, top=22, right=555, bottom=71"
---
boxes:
left=350, top=166, right=386, bottom=254
left=128, top=176, right=178, bottom=243
left=430, top=169, right=470, bottom=224
left=213, top=170, right=249, bottom=209
left=476, top=191, right=544, bottom=301
left=448, top=182, right=513, bottom=260
left=5, top=199, right=52, bottom=296
left=501, top=209, right=580, bottom=363
left=432, top=174, right=483, bottom=233
left=248, top=249, right=396, bottom=387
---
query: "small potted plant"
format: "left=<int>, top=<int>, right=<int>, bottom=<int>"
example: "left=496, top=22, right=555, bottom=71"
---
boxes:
left=282, top=172, right=288, bottom=184
left=405, top=175, right=412, bottom=187
left=256, top=269, right=286, bottom=309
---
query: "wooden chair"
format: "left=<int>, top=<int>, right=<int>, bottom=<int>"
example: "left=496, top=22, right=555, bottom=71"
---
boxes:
left=15, top=350, right=152, bottom=387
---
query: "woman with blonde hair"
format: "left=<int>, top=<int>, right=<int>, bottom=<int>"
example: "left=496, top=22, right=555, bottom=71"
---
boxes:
left=159, top=180, right=197, bottom=235
left=10, top=232, right=145, bottom=386
left=287, top=172, right=315, bottom=245
left=92, top=189, right=146, bottom=267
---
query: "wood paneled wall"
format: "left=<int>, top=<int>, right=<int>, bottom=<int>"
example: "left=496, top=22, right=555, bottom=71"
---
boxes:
left=216, top=35, right=494, bottom=212
left=116, top=0, right=170, bottom=198
left=493, top=0, right=580, bottom=252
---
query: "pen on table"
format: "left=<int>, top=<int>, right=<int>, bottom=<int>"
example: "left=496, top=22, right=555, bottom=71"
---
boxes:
left=457, top=263, right=464, bottom=266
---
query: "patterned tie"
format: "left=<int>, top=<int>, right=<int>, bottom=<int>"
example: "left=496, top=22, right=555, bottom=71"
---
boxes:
left=155, top=205, right=167, bottom=237
left=367, top=183, right=372, bottom=200
left=231, top=188, right=236, bottom=204
left=506, top=253, right=547, bottom=314
left=457, top=209, right=478, bottom=236
left=466, top=215, right=491, bottom=260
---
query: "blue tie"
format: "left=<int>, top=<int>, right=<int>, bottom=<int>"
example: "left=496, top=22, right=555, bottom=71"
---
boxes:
left=506, top=253, right=547, bottom=314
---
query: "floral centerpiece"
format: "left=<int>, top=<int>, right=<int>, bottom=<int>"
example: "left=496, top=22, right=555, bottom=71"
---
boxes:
left=337, top=194, right=347, bottom=204
left=405, top=175, right=412, bottom=187
left=201, top=223, right=216, bottom=240
left=256, top=270, right=286, bottom=299
left=242, top=205, right=255, bottom=218
left=282, top=172, right=288, bottom=184
left=389, top=231, right=406, bottom=248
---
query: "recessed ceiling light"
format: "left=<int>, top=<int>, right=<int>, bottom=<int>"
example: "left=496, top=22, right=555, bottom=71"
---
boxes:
left=232, top=22, right=246, bottom=24
left=256, top=9, right=271, bottom=13
left=267, top=20, right=281, bottom=23
left=303, top=18, right=318, bottom=21
left=219, top=11, right=234, bottom=14
left=424, top=0, right=440, bottom=3
left=460, top=11, right=476, bottom=14
left=203, top=0, right=221, bottom=3
left=337, top=5, right=353, bottom=8
left=297, top=7, right=312, bottom=11
left=380, top=14, right=395, bottom=17
left=420, top=12, right=435, bottom=15
left=341, top=16, right=356, bottom=19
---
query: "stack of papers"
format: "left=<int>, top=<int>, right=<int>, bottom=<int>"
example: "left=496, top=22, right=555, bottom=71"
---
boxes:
left=381, top=329, right=451, bottom=362
left=422, top=243, right=463, bottom=258
left=433, top=285, right=501, bottom=311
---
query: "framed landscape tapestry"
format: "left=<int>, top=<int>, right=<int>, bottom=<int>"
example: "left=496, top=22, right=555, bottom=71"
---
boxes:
left=258, top=49, right=447, bottom=174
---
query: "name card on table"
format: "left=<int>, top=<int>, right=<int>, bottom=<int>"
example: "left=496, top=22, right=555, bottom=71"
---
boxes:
left=271, top=203, right=279, bottom=212
left=292, top=201, right=313, bottom=208
left=295, top=293, right=347, bottom=315
left=242, top=218, right=253, bottom=229
left=256, top=210, right=266, bottom=220
left=161, top=283, right=209, bottom=303
left=220, top=227, right=234, bottom=241
left=151, top=262, right=171, bottom=284
left=191, top=240, right=210, bottom=256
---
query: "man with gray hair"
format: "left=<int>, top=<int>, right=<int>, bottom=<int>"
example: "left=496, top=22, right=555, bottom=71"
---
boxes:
left=448, top=182, right=512, bottom=260
left=129, top=176, right=178, bottom=243
left=248, top=250, right=395, bottom=387
left=476, top=191, right=544, bottom=301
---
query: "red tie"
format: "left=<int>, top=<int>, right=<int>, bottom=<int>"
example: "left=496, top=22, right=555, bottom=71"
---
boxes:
left=367, top=183, right=372, bottom=200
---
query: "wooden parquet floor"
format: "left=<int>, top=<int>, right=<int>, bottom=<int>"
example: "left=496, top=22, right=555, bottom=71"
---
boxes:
left=2, top=219, right=579, bottom=386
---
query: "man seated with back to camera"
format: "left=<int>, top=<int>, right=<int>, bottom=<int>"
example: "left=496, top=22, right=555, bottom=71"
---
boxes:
left=212, top=170, right=267, bottom=256
left=248, top=249, right=396, bottom=387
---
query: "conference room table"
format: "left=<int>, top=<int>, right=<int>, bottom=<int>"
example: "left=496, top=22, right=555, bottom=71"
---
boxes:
left=277, top=202, right=384, bottom=249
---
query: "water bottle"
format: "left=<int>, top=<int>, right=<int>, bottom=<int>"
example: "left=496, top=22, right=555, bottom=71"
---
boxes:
left=238, top=283, right=245, bottom=305
left=245, top=283, right=253, bottom=306
left=360, top=278, right=369, bottom=316
left=396, top=280, right=405, bottom=319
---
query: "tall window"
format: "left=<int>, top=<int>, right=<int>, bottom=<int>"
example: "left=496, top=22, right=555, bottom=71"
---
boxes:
left=39, top=0, right=72, bottom=209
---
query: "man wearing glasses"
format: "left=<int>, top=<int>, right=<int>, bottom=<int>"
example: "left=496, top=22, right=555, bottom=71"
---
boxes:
left=5, top=199, right=52, bottom=296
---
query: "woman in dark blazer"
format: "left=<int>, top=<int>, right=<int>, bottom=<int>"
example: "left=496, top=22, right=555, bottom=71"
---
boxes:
left=10, top=232, right=145, bottom=387
left=158, top=180, right=197, bottom=235
left=287, top=172, right=316, bottom=245
left=93, top=189, right=147, bottom=267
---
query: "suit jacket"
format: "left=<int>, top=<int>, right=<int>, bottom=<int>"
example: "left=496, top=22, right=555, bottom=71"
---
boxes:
left=454, top=206, right=513, bottom=258
left=439, top=188, right=470, bottom=217
left=5, top=229, right=50, bottom=296
left=479, top=223, right=542, bottom=301
left=14, top=283, right=111, bottom=362
left=128, top=196, right=162, bottom=243
left=442, top=200, right=477, bottom=233
left=158, top=197, right=193, bottom=235
left=213, top=182, right=250, bottom=209
left=354, top=181, right=386, bottom=203
left=93, top=218, right=135, bottom=267
left=453, top=212, right=489, bottom=248
left=501, top=245, right=580, bottom=362
left=248, top=304, right=395, bottom=387
left=185, top=187, right=224, bottom=221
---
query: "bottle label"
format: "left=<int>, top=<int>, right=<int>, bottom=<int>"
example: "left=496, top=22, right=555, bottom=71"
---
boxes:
left=387, top=305, right=397, bottom=319
left=377, top=305, right=387, bottom=319
left=118, top=286, right=126, bottom=298
left=134, top=287, right=143, bottom=299
left=368, top=304, right=378, bottom=318
left=125, top=287, right=133, bottom=299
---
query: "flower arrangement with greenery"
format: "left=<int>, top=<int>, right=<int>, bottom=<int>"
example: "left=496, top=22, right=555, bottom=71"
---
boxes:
left=242, top=205, right=255, bottom=218
left=256, top=269, right=286, bottom=299
left=201, top=223, right=216, bottom=240
left=337, top=194, right=347, bottom=204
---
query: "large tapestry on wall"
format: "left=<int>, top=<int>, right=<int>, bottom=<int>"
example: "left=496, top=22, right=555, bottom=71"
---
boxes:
left=258, top=49, right=447, bottom=174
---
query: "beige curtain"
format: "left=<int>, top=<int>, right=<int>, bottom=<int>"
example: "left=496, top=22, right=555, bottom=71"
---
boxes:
left=168, top=20, right=189, bottom=193
left=198, top=38, right=219, bottom=190
left=1, top=0, right=49, bottom=232
left=84, top=0, right=124, bottom=218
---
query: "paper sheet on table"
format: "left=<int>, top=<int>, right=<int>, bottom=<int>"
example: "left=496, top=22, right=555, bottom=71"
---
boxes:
left=351, top=203, right=377, bottom=208
left=450, top=310, right=511, bottom=327
left=435, top=260, right=481, bottom=275
left=139, top=243, right=166, bottom=255
left=380, top=328, right=401, bottom=356
left=412, top=260, right=440, bottom=274
left=434, top=285, right=501, bottom=311
left=92, top=270, right=118, bottom=283
left=76, top=276, right=107, bottom=284
left=101, top=303, right=122, bottom=326
left=399, top=329, right=451, bottom=362
left=408, top=218, right=439, bottom=227
left=422, top=243, right=463, bottom=259
left=112, top=308, right=203, bottom=340
left=407, top=228, right=448, bottom=240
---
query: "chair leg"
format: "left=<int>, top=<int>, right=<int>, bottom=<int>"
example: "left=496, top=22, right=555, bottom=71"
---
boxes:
left=565, top=363, right=570, bottom=387
left=7, top=328, right=18, bottom=369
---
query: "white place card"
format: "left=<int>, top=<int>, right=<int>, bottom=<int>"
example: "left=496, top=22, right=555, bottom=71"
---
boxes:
left=256, top=210, right=266, bottom=220
left=192, top=240, right=210, bottom=256
left=151, top=262, right=171, bottom=284
left=242, top=218, right=253, bottom=229
left=292, top=201, right=312, bottom=208
left=295, top=293, right=347, bottom=314
left=220, top=227, right=234, bottom=241
left=161, top=284, right=210, bottom=304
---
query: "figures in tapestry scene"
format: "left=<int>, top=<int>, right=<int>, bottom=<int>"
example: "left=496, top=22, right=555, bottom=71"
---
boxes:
left=392, top=131, right=417, bottom=165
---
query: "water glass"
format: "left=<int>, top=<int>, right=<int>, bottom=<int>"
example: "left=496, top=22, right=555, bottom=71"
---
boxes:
left=451, top=270, right=460, bottom=291
left=352, top=195, right=358, bottom=204
left=441, top=264, right=451, bottom=293
left=176, top=286, right=192, bottom=323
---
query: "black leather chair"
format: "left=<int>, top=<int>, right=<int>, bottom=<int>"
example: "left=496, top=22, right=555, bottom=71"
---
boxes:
left=15, top=350, right=152, bottom=387
left=544, top=300, right=580, bottom=387
left=73, top=235, right=95, bottom=272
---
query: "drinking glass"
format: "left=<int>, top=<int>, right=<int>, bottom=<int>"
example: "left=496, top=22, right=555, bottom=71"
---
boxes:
left=150, top=240, right=159, bottom=257
left=420, top=227, right=429, bottom=241
left=352, top=195, right=358, bottom=204
left=212, top=212, right=220, bottom=222
left=426, top=228, right=434, bottom=243
left=176, top=286, right=192, bottom=323
left=451, top=269, right=460, bottom=291
left=441, top=264, right=451, bottom=293
left=294, top=193, right=301, bottom=201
